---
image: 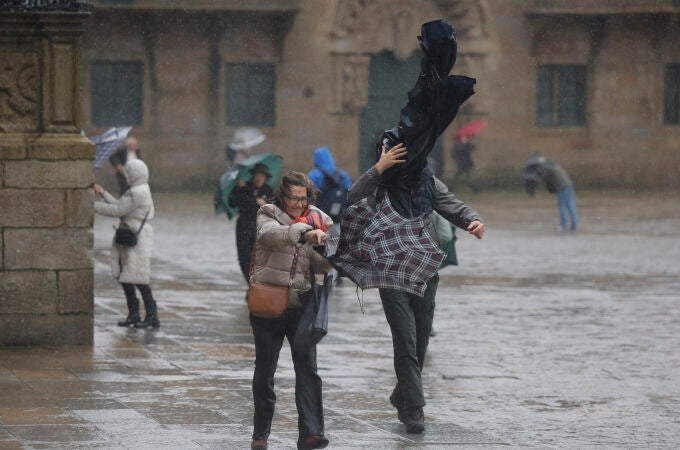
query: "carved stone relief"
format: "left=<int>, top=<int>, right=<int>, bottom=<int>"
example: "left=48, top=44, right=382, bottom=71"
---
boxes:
left=332, top=0, right=490, bottom=47
left=331, top=0, right=442, bottom=60
left=0, top=50, right=39, bottom=132
left=330, top=0, right=490, bottom=115
left=434, top=0, right=490, bottom=40
left=331, top=53, right=370, bottom=114
left=456, top=52, right=488, bottom=116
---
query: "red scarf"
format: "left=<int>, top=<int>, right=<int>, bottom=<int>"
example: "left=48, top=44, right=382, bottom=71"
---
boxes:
left=293, top=208, right=327, bottom=232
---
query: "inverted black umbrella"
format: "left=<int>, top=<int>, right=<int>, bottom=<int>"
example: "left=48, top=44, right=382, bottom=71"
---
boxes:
left=378, top=19, right=476, bottom=216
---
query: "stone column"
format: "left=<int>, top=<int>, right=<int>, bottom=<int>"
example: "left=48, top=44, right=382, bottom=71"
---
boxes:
left=0, top=2, right=94, bottom=345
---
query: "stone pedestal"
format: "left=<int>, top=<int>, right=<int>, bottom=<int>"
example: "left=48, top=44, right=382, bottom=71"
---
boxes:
left=0, top=6, right=93, bottom=345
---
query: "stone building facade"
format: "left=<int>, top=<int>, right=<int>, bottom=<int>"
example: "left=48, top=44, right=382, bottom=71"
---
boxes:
left=81, top=0, right=680, bottom=190
left=0, top=5, right=94, bottom=345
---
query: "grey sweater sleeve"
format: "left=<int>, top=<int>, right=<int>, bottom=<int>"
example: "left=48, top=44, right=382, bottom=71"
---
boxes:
left=347, top=166, right=381, bottom=204
left=432, top=177, right=482, bottom=229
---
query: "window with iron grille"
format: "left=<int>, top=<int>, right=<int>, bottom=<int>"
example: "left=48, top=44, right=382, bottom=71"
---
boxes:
left=664, top=64, right=680, bottom=125
left=536, top=64, right=586, bottom=127
left=91, top=61, right=143, bottom=126
left=225, top=63, right=275, bottom=126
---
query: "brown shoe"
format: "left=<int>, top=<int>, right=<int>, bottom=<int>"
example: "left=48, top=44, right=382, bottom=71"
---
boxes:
left=298, top=435, right=329, bottom=449
left=251, top=438, right=267, bottom=449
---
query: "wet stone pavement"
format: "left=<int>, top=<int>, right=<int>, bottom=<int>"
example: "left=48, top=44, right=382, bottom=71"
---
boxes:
left=1, top=190, right=680, bottom=449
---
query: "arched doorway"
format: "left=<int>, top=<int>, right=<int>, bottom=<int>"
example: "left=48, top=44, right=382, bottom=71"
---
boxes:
left=358, top=51, right=419, bottom=173
left=358, top=51, right=446, bottom=175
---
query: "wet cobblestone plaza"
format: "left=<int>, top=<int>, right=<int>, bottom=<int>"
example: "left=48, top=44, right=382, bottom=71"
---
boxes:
left=1, top=190, right=679, bottom=448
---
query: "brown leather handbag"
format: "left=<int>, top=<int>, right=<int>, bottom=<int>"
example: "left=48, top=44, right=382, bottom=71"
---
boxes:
left=248, top=245, right=300, bottom=318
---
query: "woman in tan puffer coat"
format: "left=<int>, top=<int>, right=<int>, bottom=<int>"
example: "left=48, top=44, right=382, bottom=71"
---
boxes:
left=249, top=171, right=333, bottom=450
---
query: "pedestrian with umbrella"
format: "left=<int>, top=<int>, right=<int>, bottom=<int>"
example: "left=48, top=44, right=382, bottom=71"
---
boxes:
left=228, top=163, right=274, bottom=287
left=94, top=159, right=160, bottom=329
left=214, top=153, right=283, bottom=292
left=323, top=19, right=486, bottom=434
left=451, top=120, right=486, bottom=193
left=214, top=153, right=283, bottom=219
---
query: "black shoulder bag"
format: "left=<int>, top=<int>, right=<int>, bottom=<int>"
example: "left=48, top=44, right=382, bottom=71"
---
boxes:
left=114, top=210, right=150, bottom=247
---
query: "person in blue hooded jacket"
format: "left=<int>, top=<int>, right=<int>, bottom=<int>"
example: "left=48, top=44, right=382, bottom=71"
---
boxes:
left=308, top=147, right=352, bottom=223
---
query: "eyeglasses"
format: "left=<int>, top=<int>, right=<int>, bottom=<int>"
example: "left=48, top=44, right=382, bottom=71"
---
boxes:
left=285, top=195, right=310, bottom=205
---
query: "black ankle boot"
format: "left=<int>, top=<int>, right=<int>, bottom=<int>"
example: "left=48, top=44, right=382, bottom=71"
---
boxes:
left=404, top=407, right=425, bottom=434
left=117, top=313, right=140, bottom=327
left=134, top=315, right=160, bottom=329
left=137, top=286, right=159, bottom=329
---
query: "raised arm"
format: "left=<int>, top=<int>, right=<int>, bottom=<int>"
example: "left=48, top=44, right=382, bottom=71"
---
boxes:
left=347, top=143, right=408, bottom=204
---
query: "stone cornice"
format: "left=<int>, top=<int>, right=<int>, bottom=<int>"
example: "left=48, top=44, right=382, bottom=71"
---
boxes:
left=0, top=1, right=92, bottom=12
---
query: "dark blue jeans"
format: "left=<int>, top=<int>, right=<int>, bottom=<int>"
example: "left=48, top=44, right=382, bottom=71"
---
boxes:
left=250, top=306, right=324, bottom=441
left=379, top=273, right=439, bottom=410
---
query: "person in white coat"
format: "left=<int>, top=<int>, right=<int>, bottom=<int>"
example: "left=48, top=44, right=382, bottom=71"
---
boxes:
left=94, top=159, right=160, bottom=329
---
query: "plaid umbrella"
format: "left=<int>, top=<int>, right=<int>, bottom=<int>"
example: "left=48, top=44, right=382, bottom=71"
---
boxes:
left=324, top=195, right=444, bottom=297
left=91, top=126, right=132, bottom=170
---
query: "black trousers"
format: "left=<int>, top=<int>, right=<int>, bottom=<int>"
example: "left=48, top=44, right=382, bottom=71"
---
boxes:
left=250, top=307, right=324, bottom=441
left=236, top=218, right=256, bottom=282
left=121, top=282, right=157, bottom=317
left=379, top=273, right=438, bottom=410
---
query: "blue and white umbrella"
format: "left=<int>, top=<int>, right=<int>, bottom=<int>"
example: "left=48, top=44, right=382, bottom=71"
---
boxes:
left=91, top=127, right=132, bottom=170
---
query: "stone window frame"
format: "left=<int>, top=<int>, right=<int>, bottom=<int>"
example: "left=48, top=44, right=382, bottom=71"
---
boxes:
left=536, top=64, right=587, bottom=127
left=90, top=60, right=144, bottom=127
left=664, top=63, right=680, bottom=126
left=224, top=62, right=276, bottom=127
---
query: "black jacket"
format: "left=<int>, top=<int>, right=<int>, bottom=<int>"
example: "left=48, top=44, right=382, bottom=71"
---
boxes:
left=228, top=182, right=274, bottom=222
